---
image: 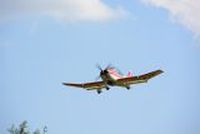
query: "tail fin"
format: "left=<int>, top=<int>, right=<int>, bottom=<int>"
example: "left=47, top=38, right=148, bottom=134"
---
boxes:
left=127, top=71, right=133, bottom=77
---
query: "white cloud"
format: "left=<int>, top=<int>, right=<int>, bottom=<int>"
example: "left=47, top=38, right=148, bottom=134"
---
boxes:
left=143, top=0, right=200, bottom=36
left=0, top=0, right=127, bottom=22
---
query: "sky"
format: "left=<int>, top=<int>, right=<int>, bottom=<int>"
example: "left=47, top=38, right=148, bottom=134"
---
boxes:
left=1, top=0, right=200, bottom=134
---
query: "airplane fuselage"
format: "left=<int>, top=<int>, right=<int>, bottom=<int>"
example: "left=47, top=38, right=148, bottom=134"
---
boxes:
left=100, top=73, right=115, bottom=85
left=100, top=71, right=130, bottom=89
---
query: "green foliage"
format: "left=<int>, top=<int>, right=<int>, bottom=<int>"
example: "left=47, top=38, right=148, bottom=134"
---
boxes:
left=7, top=121, right=47, bottom=134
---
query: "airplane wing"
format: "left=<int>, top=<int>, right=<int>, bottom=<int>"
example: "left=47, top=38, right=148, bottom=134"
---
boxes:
left=62, top=81, right=106, bottom=90
left=116, top=69, right=164, bottom=85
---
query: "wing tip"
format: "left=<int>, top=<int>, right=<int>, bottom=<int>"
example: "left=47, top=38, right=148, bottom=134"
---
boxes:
left=157, top=69, right=164, bottom=74
left=152, top=69, right=164, bottom=77
left=62, top=82, right=68, bottom=86
left=138, top=69, right=164, bottom=80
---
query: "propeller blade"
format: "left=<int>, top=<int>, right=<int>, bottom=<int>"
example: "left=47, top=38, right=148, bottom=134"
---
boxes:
left=95, top=75, right=101, bottom=81
left=96, top=64, right=103, bottom=71
left=105, top=64, right=113, bottom=70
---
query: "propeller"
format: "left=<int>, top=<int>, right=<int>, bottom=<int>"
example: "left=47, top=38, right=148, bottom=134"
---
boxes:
left=95, top=64, right=110, bottom=80
left=95, top=64, right=103, bottom=80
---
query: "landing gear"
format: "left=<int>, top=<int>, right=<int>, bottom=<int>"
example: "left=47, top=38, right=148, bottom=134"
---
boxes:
left=97, top=89, right=102, bottom=94
left=126, top=86, right=131, bottom=90
left=106, top=86, right=110, bottom=90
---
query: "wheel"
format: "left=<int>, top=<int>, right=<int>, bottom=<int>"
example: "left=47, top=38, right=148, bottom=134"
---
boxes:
left=106, top=86, right=110, bottom=90
left=97, top=90, right=102, bottom=94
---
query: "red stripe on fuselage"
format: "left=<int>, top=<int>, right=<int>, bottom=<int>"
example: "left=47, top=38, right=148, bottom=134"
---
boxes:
left=107, top=68, right=123, bottom=79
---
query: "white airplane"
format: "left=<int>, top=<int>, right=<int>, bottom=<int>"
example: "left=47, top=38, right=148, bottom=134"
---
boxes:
left=63, top=65, right=164, bottom=94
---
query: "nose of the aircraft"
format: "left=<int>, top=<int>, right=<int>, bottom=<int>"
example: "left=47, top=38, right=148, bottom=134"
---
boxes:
left=100, top=69, right=108, bottom=76
left=104, top=69, right=108, bottom=74
left=100, top=70, right=104, bottom=76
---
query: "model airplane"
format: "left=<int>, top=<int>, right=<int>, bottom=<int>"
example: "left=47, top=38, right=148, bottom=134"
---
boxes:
left=63, top=65, right=164, bottom=94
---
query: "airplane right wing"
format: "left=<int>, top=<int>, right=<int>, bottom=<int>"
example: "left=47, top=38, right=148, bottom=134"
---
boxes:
left=62, top=81, right=106, bottom=90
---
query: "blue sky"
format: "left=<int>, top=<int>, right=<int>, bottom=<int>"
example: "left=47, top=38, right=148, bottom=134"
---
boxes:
left=1, top=0, right=200, bottom=134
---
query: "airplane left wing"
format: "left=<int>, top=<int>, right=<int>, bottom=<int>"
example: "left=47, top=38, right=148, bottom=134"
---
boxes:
left=116, top=69, right=164, bottom=85
left=62, top=81, right=106, bottom=90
